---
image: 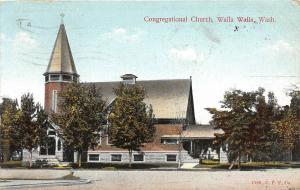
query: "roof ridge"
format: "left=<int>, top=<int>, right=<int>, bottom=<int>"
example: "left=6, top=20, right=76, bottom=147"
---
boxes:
left=82, top=78, right=190, bottom=84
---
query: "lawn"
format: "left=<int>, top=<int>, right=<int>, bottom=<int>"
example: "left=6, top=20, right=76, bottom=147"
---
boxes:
left=0, top=161, right=22, bottom=168
left=195, top=160, right=294, bottom=170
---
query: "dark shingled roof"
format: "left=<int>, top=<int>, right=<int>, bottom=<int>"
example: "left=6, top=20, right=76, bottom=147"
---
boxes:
left=82, top=79, right=191, bottom=119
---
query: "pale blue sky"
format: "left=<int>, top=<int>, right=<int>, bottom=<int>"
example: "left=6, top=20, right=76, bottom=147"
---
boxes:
left=0, top=1, right=299, bottom=123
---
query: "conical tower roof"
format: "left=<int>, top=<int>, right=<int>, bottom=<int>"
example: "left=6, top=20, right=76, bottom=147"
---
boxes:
left=44, top=24, right=78, bottom=76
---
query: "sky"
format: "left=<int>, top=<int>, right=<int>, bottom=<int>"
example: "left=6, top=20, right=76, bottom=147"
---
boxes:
left=0, top=0, right=299, bottom=124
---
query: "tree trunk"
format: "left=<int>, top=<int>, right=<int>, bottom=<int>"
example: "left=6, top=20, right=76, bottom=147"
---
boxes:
left=3, top=139, right=10, bottom=162
left=237, top=152, right=241, bottom=169
left=78, top=152, right=82, bottom=168
left=29, top=150, right=33, bottom=168
left=228, top=156, right=239, bottom=170
left=128, top=150, right=132, bottom=168
left=20, top=150, right=23, bottom=161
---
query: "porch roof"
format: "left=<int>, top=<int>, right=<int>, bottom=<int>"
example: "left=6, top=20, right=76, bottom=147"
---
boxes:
left=161, top=125, right=223, bottom=140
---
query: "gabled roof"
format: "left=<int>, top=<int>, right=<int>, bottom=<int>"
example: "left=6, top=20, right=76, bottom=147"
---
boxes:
left=44, top=24, right=78, bottom=76
left=82, top=79, right=192, bottom=119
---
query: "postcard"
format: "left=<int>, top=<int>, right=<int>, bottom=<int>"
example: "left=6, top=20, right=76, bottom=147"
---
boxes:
left=0, top=1, right=299, bottom=190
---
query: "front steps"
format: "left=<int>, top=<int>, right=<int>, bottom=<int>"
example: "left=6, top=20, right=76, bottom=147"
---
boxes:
left=181, top=153, right=199, bottom=163
left=180, top=163, right=199, bottom=169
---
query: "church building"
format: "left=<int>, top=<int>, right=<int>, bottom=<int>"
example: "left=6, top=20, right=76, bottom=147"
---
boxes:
left=22, top=22, right=224, bottom=165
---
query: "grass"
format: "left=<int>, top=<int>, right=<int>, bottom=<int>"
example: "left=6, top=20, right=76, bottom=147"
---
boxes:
left=1, top=160, right=297, bottom=170
left=0, top=161, right=178, bottom=170
left=0, top=161, right=22, bottom=168
left=53, top=165, right=72, bottom=169
left=194, top=160, right=293, bottom=170
left=59, top=173, right=80, bottom=180
left=210, top=162, right=292, bottom=170
left=201, top=159, right=220, bottom=165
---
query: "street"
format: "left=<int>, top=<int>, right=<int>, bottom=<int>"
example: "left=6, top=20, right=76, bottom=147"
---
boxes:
left=1, top=168, right=300, bottom=190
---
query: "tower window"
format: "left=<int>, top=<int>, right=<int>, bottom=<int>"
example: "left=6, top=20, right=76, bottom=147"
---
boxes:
left=73, top=77, right=78, bottom=82
left=45, top=75, right=49, bottom=82
left=52, top=90, right=58, bottom=113
left=62, top=75, right=72, bottom=81
left=50, top=75, right=60, bottom=81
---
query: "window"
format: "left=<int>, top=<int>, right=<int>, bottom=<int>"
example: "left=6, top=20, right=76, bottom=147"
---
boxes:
left=89, top=154, right=99, bottom=161
left=161, top=139, right=178, bottom=145
left=40, top=146, right=47, bottom=155
left=45, top=75, right=49, bottom=82
left=52, top=90, right=58, bottom=113
left=48, top=131, right=56, bottom=136
left=40, top=137, right=56, bottom=156
left=62, top=75, right=72, bottom=81
left=111, top=154, right=122, bottom=161
left=134, top=154, right=144, bottom=162
left=73, top=77, right=78, bottom=82
left=97, top=135, right=101, bottom=145
left=50, top=75, right=60, bottom=81
left=123, top=79, right=135, bottom=85
left=57, top=140, right=62, bottom=151
left=166, top=154, right=177, bottom=162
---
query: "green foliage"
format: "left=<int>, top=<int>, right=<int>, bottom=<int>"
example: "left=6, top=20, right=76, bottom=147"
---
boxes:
left=19, top=94, right=48, bottom=151
left=200, top=159, right=219, bottom=165
left=207, top=88, right=283, bottom=165
left=211, top=162, right=291, bottom=170
left=272, top=89, right=300, bottom=159
left=108, top=83, right=155, bottom=166
left=0, top=95, right=47, bottom=164
left=51, top=83, right=106, bottom=167
left=0, top=98, right=19, bottom=161
left=0, top=160, right=22, bottom=168
left=18, top=93, right=48, bottom=167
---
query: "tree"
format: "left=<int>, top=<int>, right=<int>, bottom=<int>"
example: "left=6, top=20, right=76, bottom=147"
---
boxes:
left=18, top=93, right=48, bottom=167
left=108, top=83, right=155, bottom=167
left=52, top=83, right=106, bottom=167
left=207, top=88, right=281, bottom=168
left=0, top=98, right=19, bottom=162
left=272, top=89, right=300, bottom=160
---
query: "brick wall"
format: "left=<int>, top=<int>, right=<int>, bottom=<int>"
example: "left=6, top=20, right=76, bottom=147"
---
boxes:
left=44, top=82, right=66, bottom=114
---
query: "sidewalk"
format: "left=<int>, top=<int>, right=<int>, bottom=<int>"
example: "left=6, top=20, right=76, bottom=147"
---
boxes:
left=0, top=179, right=91, bottom=189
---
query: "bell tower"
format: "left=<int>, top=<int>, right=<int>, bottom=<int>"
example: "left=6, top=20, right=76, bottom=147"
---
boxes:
left=44, top=20, right=79, bottom=114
